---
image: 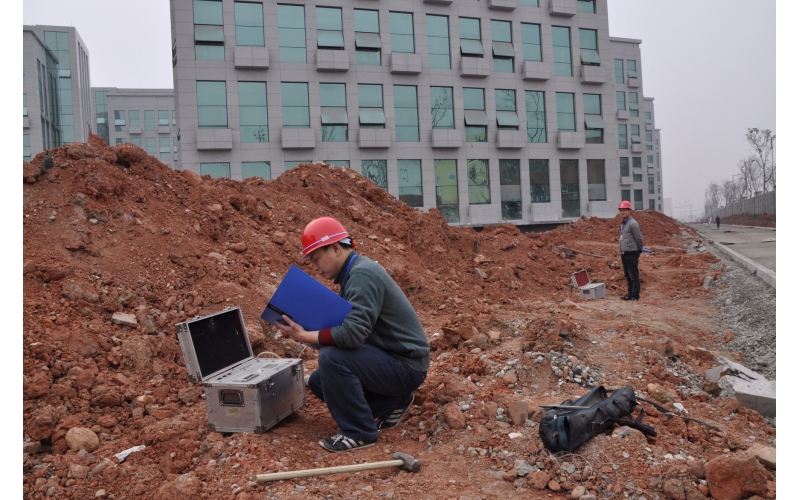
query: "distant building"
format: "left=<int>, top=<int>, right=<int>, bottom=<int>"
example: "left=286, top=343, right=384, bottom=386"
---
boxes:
left=23, top=25, right=93, bottom=160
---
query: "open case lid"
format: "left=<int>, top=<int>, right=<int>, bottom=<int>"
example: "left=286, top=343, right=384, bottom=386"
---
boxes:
left=571, top=269, right=590, bottom=288
left=185, top=307, right=253, bottom=380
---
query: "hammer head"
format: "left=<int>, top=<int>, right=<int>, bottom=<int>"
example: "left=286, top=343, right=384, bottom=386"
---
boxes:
left=392, top=452, right=421, bottom=473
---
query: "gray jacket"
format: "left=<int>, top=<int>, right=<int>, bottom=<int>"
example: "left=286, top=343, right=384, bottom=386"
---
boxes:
left=330, top=254, right=430, bottom=373
left=620, top=217, right=644, bottom=253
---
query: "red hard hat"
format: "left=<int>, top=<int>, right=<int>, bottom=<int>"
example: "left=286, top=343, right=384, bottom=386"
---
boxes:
left=618, top=200, right=633, bottom=210
left=301, top=217, right=350, bottom=257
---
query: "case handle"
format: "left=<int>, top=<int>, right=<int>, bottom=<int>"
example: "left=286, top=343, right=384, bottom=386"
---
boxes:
left=219, top=389, right=244, bottom=407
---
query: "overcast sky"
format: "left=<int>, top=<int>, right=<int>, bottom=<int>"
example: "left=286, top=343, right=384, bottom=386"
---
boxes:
left=20, top=0, right=778, bottom=220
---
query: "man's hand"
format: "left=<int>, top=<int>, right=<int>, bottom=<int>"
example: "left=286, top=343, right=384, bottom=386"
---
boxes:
left=274, top=315, right=319, bottom=345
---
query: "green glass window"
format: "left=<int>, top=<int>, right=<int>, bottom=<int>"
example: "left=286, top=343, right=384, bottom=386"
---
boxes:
left=278, top=4, right=306, bottom=63
left=634, top=189, right=643, bottom=210
left=529, top=159, right=549, bottom=202
left=468, top=159, right=490, bottom=205
left=633, top=157, right=642, bottom=182
left=145, top=110, right=155, bottom=131
left=320, top=83, right=347, bottom=142
left=616, top=91, right=626, bottom=111
left=174, top=137, right=178, bottom=153
left=197, top=81, right=227, bottom=128
left=619, top=157, right=629, bottom=177
left=552, top=26, right=572, bottom=76
left=646, top=133, right=653, bottom=150
left=390, top=12, right=414, bottom=53
left=618, top=124, right=628, bottom=149
left=317, top=7, right=344, bottom=49
left=159, top=137, right=171, bottom=159
left=464, top=88, right=486, bottom=142
left=281, top=82, right=309, bottom=128
left=129, top=110, right=140, bottom=127
left=431, top=87, right=454, bottom=129
left=631, top=124, right=640, bottom=143
left=560, top=159, right=580, bottom=218
left=500, top=159, right=522, bottom=220
left=398, top=159, right=423, bottom=207
left=194, top=0, right=224, bottom=61
left=394, top=85, right=419, bottom=142
left=23, top=134, right=31, bottom=161
left=427, top=15, right=451, bottom=69
left=627, top=59, right=638, bottom=78
left=496, top=89, right=518, bottom=130
left=235, top=1, right=264, bottom=47
left=145, top=137, right=156, bottom=154
left=130, top=137, right=141, bottom=147
left=242, top=161, right=271, bottom=180
left=525, top=91, right=546, bottom=143
left=614, top=59, right=624, bottom=83
left=362, top=160, right=388, bottom=189
left=173, top=110, right=176, bottom=130
left=238, top=81, right=268, bottom=142
left=435, top=159, right=459, bottom=223
left=556, top=92, right=575, bottom=131
left=628, top=92, right=639, bottom=117
left=358, top=84, right=385, bottom=128
left=583, top=93, right=603, bottom=144
left=520, top=0, right=539, bottom=6
left=23, top=94, right=28, bottom=116
left=158, top=110, right=169, bottom=126
left=459, top=17, right=483, bottom=57
left=579, top=29, right=600, bottom=65
left=491, top=20, right=513, bottom=73
left=200, top=162, right=230, bottom=178
left=114, top=110, right=126, bottom=132
left=649, top=199, right=656, bottom=210
left=578, top=0, right=596, bottom=13
left=622, top=189, right=630, bottom=204
left=521, top=23, right=542, bottom=62
left=647, top=155, right=654, bottom=169
left=355, top=9, right=381, bottom=66
left=645, top=111, right=652, bottom=125
left=587, top=159, right=606, bottom=201
left=113, top=137, right=124, bottom=145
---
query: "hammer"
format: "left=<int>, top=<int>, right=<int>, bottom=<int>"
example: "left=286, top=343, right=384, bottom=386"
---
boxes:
left=256, top=452, right=421, bottom=483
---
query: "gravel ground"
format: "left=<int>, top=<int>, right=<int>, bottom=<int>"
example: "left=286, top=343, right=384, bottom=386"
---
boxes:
left=704, top=244, right=777, bottom=379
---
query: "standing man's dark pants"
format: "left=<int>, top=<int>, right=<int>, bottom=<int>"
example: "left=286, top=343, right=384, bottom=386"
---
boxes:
left=621, top=252, right=641, bottom=299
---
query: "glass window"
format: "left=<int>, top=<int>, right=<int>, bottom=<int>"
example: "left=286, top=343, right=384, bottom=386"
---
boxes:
left=491, top=20, right=513, bottom=73
left=145, top=110, right=155, bottom=131
left=320, top=83, right=347, bottom=142
left=645, top=111, right=652, bottom=125
left=627, top=59, right=638, bottom=78
left=646, top=133, right=653, bottom=150
left=398, top=159, right=423, bottom=207
left=614, top=59, right=624, bottom=83
left=129, top=110, right=140, bottom=127
left=628, top=92, right=639, bottom=117
left=23, top=94, right=28, bottom=116
left=239, top=81, right=268, bottom=142
left=362, top=160, right=388, bottom=189
left=552, top=26, right=572, bottom=76
left=560, top=159, right=580, bottom=218
left=500, top=159, right=522, bottom=220
left=435, top=159, right=459, bottom=223
left=278, top=4, right=306, bottom=63
left=431, top=87, right=454, bottom=129
left=358, top=84, right=385, bottom=128
left=130, top=137, right=141, bottom=146
left=114, top=110, right=126, bottom=132
left=200, top=162, right=231, bottom=178
left=235, top=1, right=264, bottom=47
left=464, top=88, right=486, bottom=142
left=158, top=110, right=169, bottom=126
left=619, top=157, right=629, bottom=177
left=317, top=7, right=344, bottom=49
left=159, top=137, right=171, bottom=159
left=618, top=124, right=628, bottom=149
left=577, top=0, right=595, bottom=13
left=145, top=137, right=156, bottom=154
left=459, top=17, right=483, bottom=57
left=520, top=0, right=539, bottom=5
left=579, top=29, right=600, bottom=65
left=394, top=85, right=419, bottom=142
left=194, top=0, right=224, bottom=61
left=525, top=91, right=546, bottom=143
left=657, top=153, right=660, bottom=167
left=633, top=157, right=642, bottom=181
left=521, top=23, right=542, bottom=62
left=587, top=159, right=606, bottom=201
left=173, top=110, right=176, bottom=130
left=115, top=138, right=126, bottom=145
left=355, top=9, right=381, bottom=66
left=242, top=161, right=271, bottom=180
left=467, top=159, right=490, bottom=205
left=616, top=91, right=626, bottom=111
left=634, top=189, right=643, bottom=210
left=529, top=159, right=549, bottom=202
left=281, top=82, right=309, bottom=128
left=23, top=134, right=31, bottom=161
left=174, top=137, right=178, bottom=153
left=556, top=92, right=575, bottom=131
left=631, top=124, right=640, bottom=143
left=621, top=189, right=630, bottom=204
left=197, top=81, right=227, bottom=128
left=647, top=155, right=654, bottom=169
left=583, top=93, right=603, bottom=144
left=390, top=12, right=414, bottom=53
left=427, top=15, right=450, bottom=69
left=649, top=198, right=655, bottom=210
left=496, top=89, right=518, bottom=130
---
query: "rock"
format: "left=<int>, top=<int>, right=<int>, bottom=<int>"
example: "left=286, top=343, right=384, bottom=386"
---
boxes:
left=231, top=242, right=247, bottom=253
left=135, top=310, right=158, bottom=334
left=444, top=403, right=466, bottom=429
left=61, top=280, right=99, bottom=302
left=579, top=495, right=597, bottom=500
left=685, top=345, right=715, bottom=360
left=514, top=460, right=534, bottom=477
left=703, top=276, right=714, bottom=288
left=271, top=231, right=287, bottom=245
left=502, top=469, right=518, bottom=481
left=65, top=428, right=100, bottom=452
left=484, top=402, right=498, bottom=418
left=25, top=372, right=52, bottom=399
left=527, top=471, right=550, bottom=489
left=75, top=369, right=96, bottom=391
left=23, top=441, right=43, bottom=454
left=503, top=371, right=518, bottom=384
left=706, top=456, right=770, bottom=500
left=27, top=406, right=60, bottom=441
left=65, top=331, right=101, bottom=358
left=570, top=485, right=586, bottom=499
left=155, top=471, right=202, bottom=499
left=120, top=337, right=153, bottom=375
left=111, top=312, right=138, bottom=328
left=111, top=374, right=133, bottom=386
left=723, top=330, right=734, bottom=343
left=488, top=330, right=501, bottom=342
left=474, top=268, right=487, bottom=280
left=547, top=480, right=561, bottom=491
left=67, top=464, right=90, bottom=479
left=718, top=374, right=776, bottom=418
left=663, top=479, right=686, bottom=500
left=90, top=385, right=123, bottom=407
left=746, top=444, right=776, bottom=470
left=686, top=459, right=705, bottom=479
left=507, top=401, right=527, bottom=426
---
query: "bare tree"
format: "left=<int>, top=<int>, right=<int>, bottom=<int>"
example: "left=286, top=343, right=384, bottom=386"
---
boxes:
left=737, top=156, right=761, bottom=198
left=745, top=128, right=774, bottom=193
left=721, top=179, right=737, bottom=205
left=705, top=181, right=721, bottom=217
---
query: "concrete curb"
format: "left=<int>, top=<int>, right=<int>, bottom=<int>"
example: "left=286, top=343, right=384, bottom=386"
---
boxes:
left=708, top=241, right=776, bottom=289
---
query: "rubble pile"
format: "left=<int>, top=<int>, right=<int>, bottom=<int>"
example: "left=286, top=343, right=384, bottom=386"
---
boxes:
left=23, top=137, right=776, bottom=499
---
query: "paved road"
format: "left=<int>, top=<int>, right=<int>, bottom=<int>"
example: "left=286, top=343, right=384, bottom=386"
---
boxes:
left=689, top=224, right=776, bottom=271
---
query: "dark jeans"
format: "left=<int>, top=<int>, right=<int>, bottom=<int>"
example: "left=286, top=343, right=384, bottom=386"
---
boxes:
left=621, top=252, right=641, bottom=298
left=308, top=344, right=426, bottom=442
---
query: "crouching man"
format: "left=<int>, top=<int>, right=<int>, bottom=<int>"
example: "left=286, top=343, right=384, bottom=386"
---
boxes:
left=275, top=216, right=429, bottom=452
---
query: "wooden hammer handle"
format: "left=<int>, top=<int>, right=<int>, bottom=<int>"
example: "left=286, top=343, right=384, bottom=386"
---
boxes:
left=256, top=459, right=403, bottom=482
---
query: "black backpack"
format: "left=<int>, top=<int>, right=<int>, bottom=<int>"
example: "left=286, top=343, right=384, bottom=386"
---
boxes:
left=539, top=386, right=657, bottom=453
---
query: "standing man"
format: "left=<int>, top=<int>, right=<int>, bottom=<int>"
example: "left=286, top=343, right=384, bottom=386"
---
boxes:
left=716, top=215, right=721, bottom=229
left=275, top=217, right=429, bottom=453
left=618, top=201, right=644, bottom=301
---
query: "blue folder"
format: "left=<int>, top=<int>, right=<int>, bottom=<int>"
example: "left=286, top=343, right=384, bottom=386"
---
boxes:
left=260, top=265, right=353, bottom=331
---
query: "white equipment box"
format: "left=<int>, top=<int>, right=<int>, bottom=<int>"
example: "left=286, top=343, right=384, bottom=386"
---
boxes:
left=570, top=269, right=607, bottom=299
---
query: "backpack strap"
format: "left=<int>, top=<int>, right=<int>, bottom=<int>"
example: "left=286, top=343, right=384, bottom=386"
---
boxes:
left=636, top=396, right=725, bottom=433
left=607, top=407, right=658, bottom=437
